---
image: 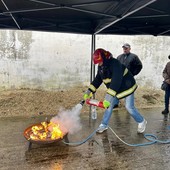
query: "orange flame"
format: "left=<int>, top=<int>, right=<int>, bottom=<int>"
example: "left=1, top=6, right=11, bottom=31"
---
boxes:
left=48, top=122, right=63, bottom=139
left=30, top=121, right=64, bottom=140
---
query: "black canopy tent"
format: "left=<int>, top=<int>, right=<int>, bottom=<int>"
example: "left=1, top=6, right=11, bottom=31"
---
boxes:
left=0, top=0, right=169, bottom=35
left=0, top=0, right=169, bottom=82
left=101, top=0, right=170, bottom=36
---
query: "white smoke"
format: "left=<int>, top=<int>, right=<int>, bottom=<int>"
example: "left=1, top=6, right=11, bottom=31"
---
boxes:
left=50, top=103, right=83, bottom=135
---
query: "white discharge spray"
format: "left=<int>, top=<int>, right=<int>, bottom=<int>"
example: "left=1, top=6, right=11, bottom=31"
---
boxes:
left=50, top=103, right=83, bottom=135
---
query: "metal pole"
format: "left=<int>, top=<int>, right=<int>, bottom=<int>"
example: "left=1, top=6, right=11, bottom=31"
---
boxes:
left=1, top=0, right=21, bottom=29
left=91, top=34, right=96, bottom=93
left=90, top=36, right=93, bottom=83
left=89, top=34, right=96, bottom=123
left=92, top=34, right=96, bottom=92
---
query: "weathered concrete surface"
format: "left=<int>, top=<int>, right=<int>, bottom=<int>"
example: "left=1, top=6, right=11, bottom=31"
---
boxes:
left=1, top=30, right=170, bottom=90
left=1, top=107, right=170, bottom=170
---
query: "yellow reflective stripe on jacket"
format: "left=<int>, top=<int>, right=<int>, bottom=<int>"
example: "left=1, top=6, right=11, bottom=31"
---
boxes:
left=116, top=84, right=137, bottom=99
left=103, top=68, right=127, bottom=84
left=103, top=78, right=111, bottom=84
left=107, top=88, right=116, bottom=96
left=89, top=84, right=96, bottom=92
left=123, top=68, right=128, bottom=76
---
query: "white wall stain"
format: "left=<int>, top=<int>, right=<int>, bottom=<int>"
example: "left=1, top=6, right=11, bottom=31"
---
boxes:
left=0, top=30, right=170, bottom=90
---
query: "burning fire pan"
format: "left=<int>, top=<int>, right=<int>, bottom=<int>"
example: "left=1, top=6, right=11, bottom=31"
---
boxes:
left=23, top=123, right=69, bottom=150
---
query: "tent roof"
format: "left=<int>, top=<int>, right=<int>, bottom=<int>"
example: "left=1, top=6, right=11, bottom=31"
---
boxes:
left=0, top=0, right=169, bottom=36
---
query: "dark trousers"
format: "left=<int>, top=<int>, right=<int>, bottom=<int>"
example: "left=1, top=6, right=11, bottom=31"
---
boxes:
left=164, top=85, right=170, bottom=111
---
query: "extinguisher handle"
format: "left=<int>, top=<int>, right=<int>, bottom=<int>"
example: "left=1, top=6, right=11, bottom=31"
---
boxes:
left=86, top=99, right=105, bottom=109
left=98, top=101, right=104, bottom=108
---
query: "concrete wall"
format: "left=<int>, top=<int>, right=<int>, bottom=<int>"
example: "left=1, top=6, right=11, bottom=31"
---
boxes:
left=0, top=30, right=91, bottom=90
left=96, top=35, right=170, bottom=88
left=0, top=30, right=170, bottom=90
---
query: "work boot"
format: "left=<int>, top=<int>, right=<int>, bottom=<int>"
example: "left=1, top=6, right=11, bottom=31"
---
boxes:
left=137, top=119, right=147, bottom=133
left=96, top=124, right=108, bottom=133
left=162, top=109, right=169, bottom=115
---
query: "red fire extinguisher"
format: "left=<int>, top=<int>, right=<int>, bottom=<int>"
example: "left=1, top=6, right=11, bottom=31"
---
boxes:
left=86, top=99, right=105, bottom=109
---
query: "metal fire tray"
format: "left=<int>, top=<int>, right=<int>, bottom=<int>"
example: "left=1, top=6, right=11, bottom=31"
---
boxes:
left=23, top=123, right=68, bottom=150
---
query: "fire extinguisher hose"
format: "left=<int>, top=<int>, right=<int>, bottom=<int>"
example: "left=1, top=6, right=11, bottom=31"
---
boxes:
left=62, top=126, right=170, bottom=146
left=62, top=129, right=98, bottom=146
left=63, top=100, right=170, bottom=146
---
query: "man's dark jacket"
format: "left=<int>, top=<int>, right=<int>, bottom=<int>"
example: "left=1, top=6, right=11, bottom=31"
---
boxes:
left=117, top=53, right=142, bottom=76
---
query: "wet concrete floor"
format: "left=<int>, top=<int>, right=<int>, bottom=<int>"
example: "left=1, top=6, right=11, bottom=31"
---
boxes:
left=1, top=107, right=170, bottom=170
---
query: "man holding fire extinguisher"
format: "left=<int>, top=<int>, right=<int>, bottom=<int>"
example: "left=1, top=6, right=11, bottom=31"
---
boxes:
left=83, top=48, right=147, bottom=133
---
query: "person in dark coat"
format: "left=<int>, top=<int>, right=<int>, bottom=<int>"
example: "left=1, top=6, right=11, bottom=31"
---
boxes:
left=83, top=48, right=147, bottom=133
left=162, top=55, right=170, bottom=114
left=117, top=43, right=143, bottom=76
left=115, top=43, right=143, bottom=107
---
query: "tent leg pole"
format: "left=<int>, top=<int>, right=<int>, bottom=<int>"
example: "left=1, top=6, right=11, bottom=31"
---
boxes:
left=89, top=34, right=96, bottom=123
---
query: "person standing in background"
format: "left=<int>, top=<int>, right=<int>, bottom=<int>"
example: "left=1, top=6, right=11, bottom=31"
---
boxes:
left=117, top=43, right=143, bottom=76
left=116, top=43, right=143, bottom=107
left=162, top=55, right=170, bottom=114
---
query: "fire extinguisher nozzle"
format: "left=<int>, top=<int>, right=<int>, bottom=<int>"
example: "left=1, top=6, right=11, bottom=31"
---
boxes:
left=80, top=100, right=85, bottom=106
